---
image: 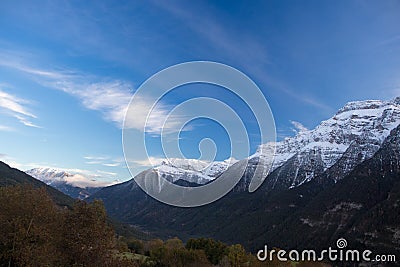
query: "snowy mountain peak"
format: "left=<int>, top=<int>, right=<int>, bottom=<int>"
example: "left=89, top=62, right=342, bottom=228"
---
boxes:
left=160, top=158, right=210, bottom=172
left=146, top=97, right=400, bottom=191
left=26, top=168, right=75, bottom=185
left=25, top=168, right=105, bottom=199
left=25, top=168, right=114, bottom=188
left=154, top=157, right=236, bottom=185
left=336, top=99, right=386, bottom=114
left=244, top=97, right=400, bottom=190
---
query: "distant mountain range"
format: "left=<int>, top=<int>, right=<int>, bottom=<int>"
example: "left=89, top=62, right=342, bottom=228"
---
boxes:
left=89, top=98, right=400, bottom=257
left=1, top=97, right=398, bottom=258
left=101, top=98, right=400, bottom=191
left=25, top=168, right=103, bottom=199
left=24, top=158, right=236, bottom=199
left=0, top=162, right=152, bottom=241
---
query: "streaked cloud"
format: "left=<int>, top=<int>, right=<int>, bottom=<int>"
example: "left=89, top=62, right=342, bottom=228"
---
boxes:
left=84, top=155, right=109, bottom=160
left=130, top=156, right=166, bottom=167
left=0, top=55, right=184, bottom=133
left=84, top=155, right=121, bottom=168
left=103, top=162, right=120, bottom=167
left=0, top=89, right=35, bottom=117
left=13, top=114, right=42, bottom=128
left=96, top=170, right=117, bottom=177
left=0, top=125, right=15, bottom=132
left=85, top=160, right=103, bottom=165
left=0, top=88, right=40, bottom=128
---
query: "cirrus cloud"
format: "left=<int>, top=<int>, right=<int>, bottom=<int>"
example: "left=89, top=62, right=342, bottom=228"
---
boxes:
left=0, top=88, right=40, bottom=128
left=0, top=54, right=182, bottom=134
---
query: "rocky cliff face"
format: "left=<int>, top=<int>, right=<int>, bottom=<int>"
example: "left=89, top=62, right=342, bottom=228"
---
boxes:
left=239, top=98, right=400, bottom=191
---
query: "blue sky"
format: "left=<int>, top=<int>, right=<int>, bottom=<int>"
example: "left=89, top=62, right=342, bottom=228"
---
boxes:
left=0, top=0, right=399, bottom=186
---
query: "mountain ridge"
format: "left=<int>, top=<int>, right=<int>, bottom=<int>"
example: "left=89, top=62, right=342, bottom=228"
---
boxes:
left=0, top=161, right=73, bottom=206
left=26, top=167, right=103, bottom=199
left=88, top=97, right=400, bottom=258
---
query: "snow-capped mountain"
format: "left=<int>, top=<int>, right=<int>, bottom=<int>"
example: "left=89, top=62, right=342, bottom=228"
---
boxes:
left=124, top=97, right=400, bottom=192
left=243, top=97, right=400, bottom=190
left=155, top=158, right=237, bottom=185
left=26, top=168, right=103, bottom=199
left=27, top=168, right=71, bottom=185
left=89, top=109, right=400, bottom=256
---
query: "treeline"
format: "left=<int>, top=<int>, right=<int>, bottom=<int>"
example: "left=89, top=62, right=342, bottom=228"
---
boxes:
left=122, top=237, right=262, bottom=266
left=0, top=185, right=129, bottom=266
left=0, top=185, right=325, bottom=266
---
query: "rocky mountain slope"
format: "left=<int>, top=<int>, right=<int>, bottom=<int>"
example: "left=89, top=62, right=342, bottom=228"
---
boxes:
left=237, top=97, right=400, bottom=191
left=261, top=124, right=400, bottom=255
left=131, top=98, right=400, bottom=193
left=154, top=158, right=235, bottom=185
left=0, top=162, right=73, bottom=206
left=90, top=124, right=400, bottom=263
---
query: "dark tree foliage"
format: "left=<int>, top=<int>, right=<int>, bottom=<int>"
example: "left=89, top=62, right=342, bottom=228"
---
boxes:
left=62, top=200, right=116, bottom=266
left=0, top=186, right=63, bottom=266
left=0, top=185, right=327, bottom=267
left=0, top=185, right=138, bottom=267
left=149, top=238, right=210, bottom=267
left=186, top=237, right=229, bottom=265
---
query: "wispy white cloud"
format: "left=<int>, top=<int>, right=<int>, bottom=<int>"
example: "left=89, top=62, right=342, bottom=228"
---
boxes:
left=0, top=90, right=35, bottom=117
left=0, top=125, right=15, bottom=132
left=84, top=155, right=109, bottom=160
left=103, top=162, right=120, bottom=167
left=59, top=173, right=115, bottom=188
left=0, top=88, right=41, bottom=128
left=96, top=170, right=117, bottom=176
left=85, top=160, right=103, bottom=165
left=0, top=55, right=184, bottom=133
left=61, top=80, right=134, bottom=128
left=290, top=120, right=309, bottom=133
left=84, top=155, right=122, bottom=168
left=13, top=114, right=42, bottom=128
left=130, top=156, right=166, bottom=167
